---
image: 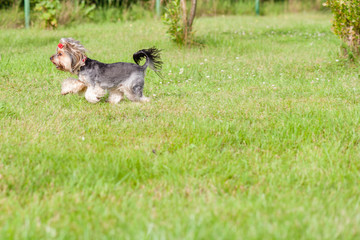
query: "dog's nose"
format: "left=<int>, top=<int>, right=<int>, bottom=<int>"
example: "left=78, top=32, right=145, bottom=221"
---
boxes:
left=50, top=56, right=54, bottom=61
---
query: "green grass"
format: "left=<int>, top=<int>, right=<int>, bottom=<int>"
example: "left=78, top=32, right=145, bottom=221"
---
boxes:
left=1, top=13, right=360, bottom=239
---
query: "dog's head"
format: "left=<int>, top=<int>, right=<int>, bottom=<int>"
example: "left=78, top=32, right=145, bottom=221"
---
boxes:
left=50, top=38, right=87, bottom=74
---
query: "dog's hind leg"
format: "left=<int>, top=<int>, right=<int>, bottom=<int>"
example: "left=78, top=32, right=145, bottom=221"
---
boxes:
left=85, top=85, right=107, bottom=103
left=124, top=84, right=150, bottom=103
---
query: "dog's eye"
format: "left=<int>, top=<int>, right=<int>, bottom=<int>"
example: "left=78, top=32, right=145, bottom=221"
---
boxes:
left=58, top=53, right=62, bottom=56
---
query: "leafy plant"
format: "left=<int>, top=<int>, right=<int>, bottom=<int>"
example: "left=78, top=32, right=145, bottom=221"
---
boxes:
left=34, top=0, right=61, bottom=29
left=324, top=0, right=360, bottom=57
left=77, top=1, right=96, bottom=20
left=58, top=0, right=96, bottom=25
left=162, top=0, right=197, bottom=46
left=163, top=0, right=185, bottom=45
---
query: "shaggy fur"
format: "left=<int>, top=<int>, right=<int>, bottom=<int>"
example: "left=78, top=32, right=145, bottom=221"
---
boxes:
left=50, top=38, right=163, bottom=104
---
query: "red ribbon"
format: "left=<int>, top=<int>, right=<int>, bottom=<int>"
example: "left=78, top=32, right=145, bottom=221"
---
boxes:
left=58, top=43, right=64, bottom=49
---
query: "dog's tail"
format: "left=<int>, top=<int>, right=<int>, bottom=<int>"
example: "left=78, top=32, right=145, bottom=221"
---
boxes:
left=133, top=47, right=163, bottom=78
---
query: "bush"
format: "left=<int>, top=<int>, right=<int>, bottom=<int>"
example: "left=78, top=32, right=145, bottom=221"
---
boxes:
left=58, top=1, right=96, bottom=26
left=324, top=0, right=360, bottom=57
left=34, top=0, right=98, bottom=29
left=163, top=0, right=185, bottom=45
left=34, top=0, right=61, bottom=29
left=162, top=0, right=197, bottom=46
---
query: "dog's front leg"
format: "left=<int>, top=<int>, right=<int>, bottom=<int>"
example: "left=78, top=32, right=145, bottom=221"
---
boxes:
left=85, top=85, right=107, bottom=103
left=61, top=78, right=87, bottom=95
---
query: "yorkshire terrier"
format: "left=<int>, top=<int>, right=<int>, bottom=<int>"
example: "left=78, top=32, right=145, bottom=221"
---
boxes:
left=50, top=38, right=162, bottom=103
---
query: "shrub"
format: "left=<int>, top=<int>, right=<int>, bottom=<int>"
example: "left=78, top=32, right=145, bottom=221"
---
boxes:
left=163, top=0, right=185, bottom=45
left=34, top=0, right=96, bottom=29
left=58, top=1, right=96, bottom=26
left=34, top=0, right=61, bottom=29
left=324, top=0, right=360, bottom=57
left=162, top=0, right=197, bottom=46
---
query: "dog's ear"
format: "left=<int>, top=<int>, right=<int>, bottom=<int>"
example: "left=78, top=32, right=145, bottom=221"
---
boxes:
left=59, top=38, right=72, bottom=51
left=59, top=38, right=86, bottom=53
left=61, top=42, right=73, bottom=52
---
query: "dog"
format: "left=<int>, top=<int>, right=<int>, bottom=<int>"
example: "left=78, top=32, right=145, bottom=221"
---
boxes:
left=50, top=38, right=162, bottom=103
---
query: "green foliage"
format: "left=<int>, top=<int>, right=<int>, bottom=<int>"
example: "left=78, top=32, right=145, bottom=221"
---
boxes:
left=58, top=1, right=96, bottom=25
left=0, top=0, right=145, bottom=9
left=0, top=0, right=328, bottom=29
left=162, top=0, right=185, bottom=45
left=162, top=0, right=196, bottom=46
left=34, top=0, right=61, bottom=29
left=77, top=1, right=96, bottom=19
left=89, top=4, right=151, bottom=23
left=83, top=0, right=141, bottom=8
left=0, top=0, right=13, bottom=8
left=0, top=6, right=24, bottom=28
left=324, top=0, right=360, bottom=57
left=33, top=0, right=96, bottom=28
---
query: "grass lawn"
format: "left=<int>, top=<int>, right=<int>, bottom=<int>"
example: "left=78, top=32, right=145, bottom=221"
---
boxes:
left=1, top=13, right=360, bottom=239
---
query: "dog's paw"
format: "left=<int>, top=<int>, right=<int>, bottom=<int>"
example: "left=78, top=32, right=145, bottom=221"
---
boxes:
left=140, top=97, right=150, bottom=103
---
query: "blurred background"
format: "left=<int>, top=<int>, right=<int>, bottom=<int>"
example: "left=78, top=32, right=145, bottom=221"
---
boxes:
left=0, top=0, right=328, bottom=29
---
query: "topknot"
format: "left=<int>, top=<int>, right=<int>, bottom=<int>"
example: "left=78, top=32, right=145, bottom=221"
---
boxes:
left=60, top=38, right=87, bottom=54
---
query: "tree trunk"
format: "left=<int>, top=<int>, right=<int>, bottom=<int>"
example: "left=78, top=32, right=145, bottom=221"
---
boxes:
left=180, top=0, right=188, bottom=43
left=188, top=0, right=197, bottom=31
left=150, top=0, right=155, bottom=10
left=179, top=0, right=197, bottom=44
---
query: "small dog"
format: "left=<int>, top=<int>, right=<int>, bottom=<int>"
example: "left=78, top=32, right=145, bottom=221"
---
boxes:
left=50, top=38, right=162, bottom=103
